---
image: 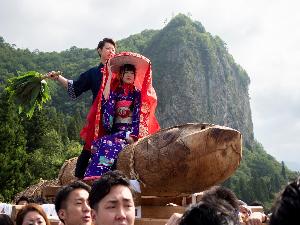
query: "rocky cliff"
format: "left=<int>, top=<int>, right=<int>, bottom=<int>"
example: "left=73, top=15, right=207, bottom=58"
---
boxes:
left=125, top=14, right=254, bottom=148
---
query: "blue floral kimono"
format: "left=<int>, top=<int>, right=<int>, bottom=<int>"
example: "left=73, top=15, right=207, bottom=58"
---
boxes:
left=84, top=85, right=141, bottom=180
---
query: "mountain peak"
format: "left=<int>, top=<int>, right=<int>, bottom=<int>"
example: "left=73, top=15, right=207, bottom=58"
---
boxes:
left=165, top=13, right=206, bottom=33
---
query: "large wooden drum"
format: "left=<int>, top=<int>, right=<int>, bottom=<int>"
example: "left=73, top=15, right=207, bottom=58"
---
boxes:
left=117, top=123, right=242, bottom=196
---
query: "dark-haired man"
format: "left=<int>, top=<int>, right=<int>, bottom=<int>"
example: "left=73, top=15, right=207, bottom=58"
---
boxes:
left=166, top=186, right=240, bottom=225
left=47, top=38, right=116, bottom=178
left=55, top=181, right=91, bottom=225
left=89, top=170, right=135, bottom=225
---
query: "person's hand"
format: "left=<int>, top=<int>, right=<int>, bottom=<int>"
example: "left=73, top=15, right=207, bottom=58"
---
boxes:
left=103, top=60, right=112, bottom=100
left=45, top=71, right=62, bottom=80
left=165, top=213, right=182, bottom=225
left=245, top=212, right=265, bottom=225
left=239, top=205, right=252, bottom=222
left=107, top=59, right=113, bottom=77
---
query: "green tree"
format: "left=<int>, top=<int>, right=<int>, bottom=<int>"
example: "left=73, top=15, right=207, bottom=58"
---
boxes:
left=0, top=92, right=29, bottom=201
left=281, top=161, right=287, bottom=180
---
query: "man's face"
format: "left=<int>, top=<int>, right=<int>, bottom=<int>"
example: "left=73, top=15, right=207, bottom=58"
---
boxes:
left=58, top=188, right=91, bottom=225
left=98, top=42, right=115, bottom=62
left=92, top=185, right=135, bottom=225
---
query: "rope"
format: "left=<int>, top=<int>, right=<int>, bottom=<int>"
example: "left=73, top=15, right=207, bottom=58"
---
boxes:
left=128, top=142, right=146, bottom=187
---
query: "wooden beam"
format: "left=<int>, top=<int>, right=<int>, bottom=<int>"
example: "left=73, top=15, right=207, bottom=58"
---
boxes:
left=141, top=206, right=185, bottom=219
left=141, top=196, right=183, bottom=206
left=135, top=218, right=168, bottom=225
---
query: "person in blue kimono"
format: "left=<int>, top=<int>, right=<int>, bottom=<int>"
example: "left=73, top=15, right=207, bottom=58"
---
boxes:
left=84, top=64, right=141, bottom=180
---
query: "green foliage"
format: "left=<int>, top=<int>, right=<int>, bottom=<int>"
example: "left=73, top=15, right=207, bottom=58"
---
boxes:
left=0, top=92, right=29, bottom=200
left=6, top=71, right=51, bottom=118
left=224, top=141, right=298, bottom=210
left=117, top=30, right=159, bottom=53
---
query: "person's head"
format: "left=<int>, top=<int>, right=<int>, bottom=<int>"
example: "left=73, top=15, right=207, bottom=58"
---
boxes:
left=97, top=38, right=116, bottom=63
left=202, top=186, right=239, bottom=210
left=249, top=200, right=264, bottom=207
left=16, top=203, right=50, bottom=225
left=179, top=202, right=229, bottom=225
left=120, top=64, right=136, bottom=85
left=31, top=196, right=47, bottom=204
left=269, top=176, right=300, bottom=225
left=179, top=186, right=240, bottom=225
left=16, top=196, right=30, bottom=205
left=55, top=181, right=91, bottom=225
left=0, top=214, right=14, bottom=225
left=89, top=170, right=135, bottom=225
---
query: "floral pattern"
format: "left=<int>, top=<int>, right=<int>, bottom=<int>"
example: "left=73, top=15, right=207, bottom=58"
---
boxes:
left=84, top=87, right=141, bottom=180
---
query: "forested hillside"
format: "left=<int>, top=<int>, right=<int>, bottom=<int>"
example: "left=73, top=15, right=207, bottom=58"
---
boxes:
left=0, top=14, right=298, bottom=209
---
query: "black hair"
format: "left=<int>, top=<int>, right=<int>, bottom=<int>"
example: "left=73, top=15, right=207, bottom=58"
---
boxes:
left=97, top=38, right=116, bottom=50
left=120, top=64, right=136, bottom=75
left=269, top=176, right=300, bottom=225
left=88, top=170, right=134, bottom=210
left=179, top=186, right=240, bottom=225
left=202, top=186, right=239, bottom=210
left=16, top=196, right=30, bottom=204
left=179, top=201, right=240, bottom=225
left=249, top=200, right=264, bottom=207
left=179, top=202, right=220, bottom=225
left=54, top=181, right=91, bottom=217
left=0, top=214, right=14, bottom=225
left=119, top=64, right=136, bottom=86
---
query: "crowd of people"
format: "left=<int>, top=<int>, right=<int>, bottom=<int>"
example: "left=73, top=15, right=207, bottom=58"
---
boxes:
left=0, top=171, right=300, bottom=225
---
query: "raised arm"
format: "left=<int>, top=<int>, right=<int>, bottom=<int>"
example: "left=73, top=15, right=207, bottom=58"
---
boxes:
left=46, top=71, right=68, bottom=88
left=103, top=59, right=113, bottom=100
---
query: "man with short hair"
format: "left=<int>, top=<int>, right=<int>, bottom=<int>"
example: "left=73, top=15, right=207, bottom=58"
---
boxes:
left=89, top=170, right=135, bottom=225
left=55, top=181, right=91, bottom=225
left=47, top=38, right=116, bottom=178
left=179, top=186, right=240, bottom=225
left=166, top=186, right=240, bottom=225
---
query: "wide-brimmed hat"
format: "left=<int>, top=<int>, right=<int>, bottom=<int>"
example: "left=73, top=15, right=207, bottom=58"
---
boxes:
left=109, top=52, right=151, bottom=90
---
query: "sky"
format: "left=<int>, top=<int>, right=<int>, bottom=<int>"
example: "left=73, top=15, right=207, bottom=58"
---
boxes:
left=1, top=0, right=299, bottom=169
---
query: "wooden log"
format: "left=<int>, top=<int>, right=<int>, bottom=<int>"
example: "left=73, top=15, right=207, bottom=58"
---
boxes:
left=117, top=123, right=242, bottom=196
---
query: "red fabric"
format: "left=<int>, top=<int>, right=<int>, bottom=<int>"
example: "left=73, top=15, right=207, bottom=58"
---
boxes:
left=122, top=83, right=134, bottom=96
left=80, top=52, right=160, bottom=150
left=80, top=66, right=109, bottom=150
left=116, top=100, right=132, bottom=108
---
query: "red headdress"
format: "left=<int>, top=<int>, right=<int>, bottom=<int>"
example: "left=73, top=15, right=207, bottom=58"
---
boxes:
left=80, top=52, right=160, bottom=150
